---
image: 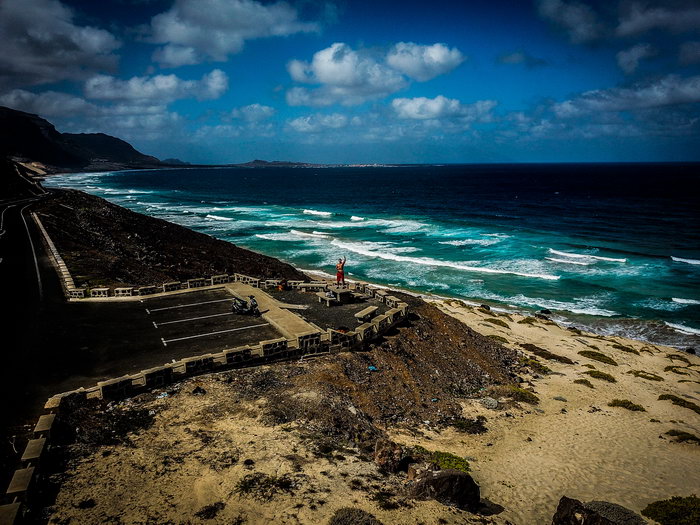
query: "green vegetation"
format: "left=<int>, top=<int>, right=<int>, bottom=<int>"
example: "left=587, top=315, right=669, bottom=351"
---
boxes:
left=658, top=394, right=700, bottom=415
left=582, top=363, right=596, bottom=369
left=667, top=354, right=691, bottom=365
left=517, top=316, right=538, bottom=326
left=628, top=370, right=664, bottom=382
left=520, top=343, right=574, bottom=364
left=573, top=378, right=594, bottom=389
left=666, top=429, right=700, bottom=445
left=578, top=350, right=618, bottom=366
left=519, top=357, right=552, bottom=375
left=608, top=399, right=646, bottom=412
left=664, top=365, right=690, bottom=376
left=678, top=379, right=700, bottom=385
left=235, top=473, right=295, bottom=501
left=483, top=317, right=510, bottom=329
left=499, top=385, right=540, bottom=405
left=487, top=334, right=509, bottom=344
left=612, top=343, right=639, bottom=355
left=584, top=370, right=616, bottom=383
left=411, top=445, right=471, bottom=473
left=642, top=495, right=700, bottom=525
left=451, top=416, right=488, bottom=434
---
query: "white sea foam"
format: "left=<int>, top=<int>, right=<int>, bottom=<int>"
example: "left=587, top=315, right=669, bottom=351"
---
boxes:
left=439, top=239, right=498, bottom=247
left=480, top=293, right=619, bottom=317
left=303, top=209, right=332, bottom=217
left=672, top=297, right=700, bottom=305
left=671, top=256, right=700, bottom=265
left=549, top=248, right=627, bottom=263
left=256, top=232, right=299, bottom=241
left=331, top=239, right=560, bottom=280
left=545, top=257, right=592, bottom=266
left=665, top=322, right=700, bottom=335
left=290, top=230, right=330, bottom=238
left=351, top=216, right=365, bottom=221
left=205, top=214, right=233, bottom=221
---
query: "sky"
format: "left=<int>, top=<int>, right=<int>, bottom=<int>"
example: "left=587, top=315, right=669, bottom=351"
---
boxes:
left=1, top=0, right=700, bottom=164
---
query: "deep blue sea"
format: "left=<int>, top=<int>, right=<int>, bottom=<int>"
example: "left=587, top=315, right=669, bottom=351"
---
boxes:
left=45, top=163, right=700, bottom=350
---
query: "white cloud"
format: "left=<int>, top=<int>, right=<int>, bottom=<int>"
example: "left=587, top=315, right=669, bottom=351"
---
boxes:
left=392, top=95, right=497, bottom=121
left=231, top=103, right=275, bottom=121
left=680, top=41, right=700, bottom=65
left=288, top=113, right=349, bottom=132
left=553, top=75, right=700, bottom=118
left=536, top=0, right=603, bottom=43
left=0, top=0, right=120, bottom=89
left=286, top=43, right=407, bottom=106
left=617, top=3, right=700, bottom=37
left=386, top=42, right=464, bottom=81
left=84, top=69, right=228, bottom=102
left=616, top=43, right=656, bottom=74
left=497, top=51, right=547, bottom=68
left=150, top=0, right=318, bottom=67
left=0, top=89, right=99, bottom=117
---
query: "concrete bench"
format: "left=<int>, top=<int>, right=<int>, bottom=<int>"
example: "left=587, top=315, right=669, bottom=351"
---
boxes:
left=355, top=305, right=378, bottom=322
left=114, top=287, right=133, bottom=297
left=6, top=467, right=34, bottom=500
left=89, top=287, right=109, bottom=298
left=21, top=438, right=45, bottom=463
left=137, top=286, right=157, bottom=296
left=385, top=295, right=401, bottom=308
left=299, top=282, right=328, bottom=292
left=187, top=278, right=206, bottom=289
left=33, top=414, right=55, bottom=436
left=0, top=503, right=21, bottom=524
left=316, top=291, right=338, bottom=307
left=210, top=274, right=229, bottom=285
left=69, top=288, right=85, bottom=299
left=162, top=281, right=181, bottom=293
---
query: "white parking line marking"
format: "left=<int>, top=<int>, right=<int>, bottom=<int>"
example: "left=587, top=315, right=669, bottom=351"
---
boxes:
left=160, top=323, right=269, bottom=346
left=152, top=321, right=158, bottom=329
left=147, top=297, right=231, bottom=313
left=154, top=311, right=232, bottom=327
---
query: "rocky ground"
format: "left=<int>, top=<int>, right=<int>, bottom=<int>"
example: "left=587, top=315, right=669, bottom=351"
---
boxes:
left=34, top=189, right=307, bottom=287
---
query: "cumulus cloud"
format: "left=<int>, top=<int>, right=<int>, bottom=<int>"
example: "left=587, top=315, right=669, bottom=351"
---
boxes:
left=286, top=43, right=407, bottom=106
left=288, top=113, right=349, bottom=132
left=231, top=103, right=275, bottom=121
left=84, top=69, right=228, bottom=102
left=392, top=96, right=497, bottom=122
left=0, top=89, right=99, bottom=117
left=497, top=51, right=547, bottom=68
left=617, top=3, right=700, bottom=37
left=385, top=42, right=465, bottom=81
left=553, top=75, right=700, bottom=118
left=680, top=41, right=700, bottom=64
left=150, top=0, right=318, bottom=67
left=616, top=43, right=656, bottom=74
left=0, top=0, right=120, bottom=89
left=536, top=0, right=603, bottom=43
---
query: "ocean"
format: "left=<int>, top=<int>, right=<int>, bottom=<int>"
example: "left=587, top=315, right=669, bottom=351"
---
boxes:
left=44, top=163, right=700, bottom=350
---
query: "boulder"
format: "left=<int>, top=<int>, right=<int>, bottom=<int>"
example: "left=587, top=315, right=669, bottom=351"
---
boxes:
left=374, top=439, right=410, bottom=473
left=407, top=468, right=480, bottom=510
left=481, top=396, right=499, bottom=410
left=552, top=496, right=647, bottom=525
left=407, top=461, right=439, bottom=481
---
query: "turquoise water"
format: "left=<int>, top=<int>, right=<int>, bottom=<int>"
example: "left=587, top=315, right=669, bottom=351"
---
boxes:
left=45, top=164, right=700, bottom=350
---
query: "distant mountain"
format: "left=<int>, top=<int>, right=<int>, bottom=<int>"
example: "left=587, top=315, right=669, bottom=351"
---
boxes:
left=161, top=158, right=190, bottom=165
left=0, top=106, right=161, bottom=172
left=238, top=159, right=324, bottom=168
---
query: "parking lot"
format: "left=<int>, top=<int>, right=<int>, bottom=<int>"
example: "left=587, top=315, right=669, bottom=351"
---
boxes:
left=143, top=288, right=282, bottom=354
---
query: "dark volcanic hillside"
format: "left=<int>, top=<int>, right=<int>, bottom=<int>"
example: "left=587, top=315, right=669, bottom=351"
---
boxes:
left=36, top=189, right=306, bottom=286
left=0, top=106, right=161, bottom=171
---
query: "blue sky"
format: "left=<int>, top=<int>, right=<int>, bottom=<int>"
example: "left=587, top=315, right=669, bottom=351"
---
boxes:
left=1, top=0, right=700, bottom=163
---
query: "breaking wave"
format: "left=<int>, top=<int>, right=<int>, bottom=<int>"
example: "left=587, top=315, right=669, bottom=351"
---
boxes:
left=303, top=209, right=332, bottom=217
left=549, top=249, right=627, bottom=263
left=671, top=256, right=700, bottom=265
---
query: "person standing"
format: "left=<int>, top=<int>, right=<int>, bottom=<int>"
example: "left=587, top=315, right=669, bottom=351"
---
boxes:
left=336, top=256, right=347, bottom=288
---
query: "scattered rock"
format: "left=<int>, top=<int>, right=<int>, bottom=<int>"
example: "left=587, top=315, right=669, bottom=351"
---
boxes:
left=191, top=386, right=207, bottom=396
left=552, top=496, right=647, bottom=524
left=588, top=406, right=601, bottom=413
left=535, top=313, right=550, bottom=321
left=407, top=461, right=439, bottom=481
left=328, top=508, right=383, bottom=525
left=374, top=439, right=410, bottom=473
left=540, top=309, right=552, bottom=315
left=77, top=498, right=96, bottom=509
left=407, top=469, right=480, bottom=511
left=481, top=397, right=499, bottom=410
left=479, top=304, right=491, bottom=311
left=554, top=396, right=568, bottom=402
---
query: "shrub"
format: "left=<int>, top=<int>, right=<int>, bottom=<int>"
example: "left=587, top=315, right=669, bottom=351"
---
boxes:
left=658, top=394, right=700, bottom=415
left=484, top=317, right=509, bottom=329
left=664, top=366, right=690, bottom=376
left=502, top=385, right=539, bottom=405
left=582, top=363, right=596, bottom=369
left=411, top=445, right=470, bottom=473
left=666, top=429, right=700, bottom=445
left=451, top=416, right=488, bottom=434
left=520, top=343, right=574, bottom=364
left=519, top=357, right=552, bottom=375
left=608, top=399, right=645, bottom=412
left=573, top=378, right=594, bottom=389
left=578, top=350, right=618, bottom=366
left=628, top=370, right=664, bottom=381
left=584, top=370, right=616, bottom=383
left=667, top=354, right=691, bottom=365
left=235, top=473, right=295, bottom=501
left=487, top=334, right=509, bottom=344
left=642, top=495, right=700, bottom=525
left=517, top=316, right=538, bottom=325
left=612, top=343, right=639, bottom=355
